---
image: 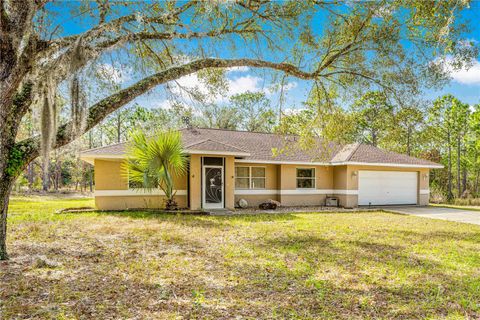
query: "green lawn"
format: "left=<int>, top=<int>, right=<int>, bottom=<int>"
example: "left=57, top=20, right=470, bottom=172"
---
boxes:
left=1, top=197, right=480, bottom=319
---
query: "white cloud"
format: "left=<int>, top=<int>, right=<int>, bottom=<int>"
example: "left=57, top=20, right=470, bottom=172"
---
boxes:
left=167, top=71, right=298, bottom=103
left=154, top=100, right=175, bottom=110
left=450, top=61, right=480, bottom=85
left=266, top=81, right=298, bottom=94
left=442, top=57, right=480, bottom=85
left=174, top=74, right=202, bottom=89
left=227, top=66, right=250, bottom=72
left=97, top=63, right=131, bottom=84
left=228, top=75, right=262, bottom=95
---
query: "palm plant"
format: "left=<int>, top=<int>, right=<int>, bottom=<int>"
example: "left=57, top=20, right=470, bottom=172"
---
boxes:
left=124, top=130, right=188, bottom=210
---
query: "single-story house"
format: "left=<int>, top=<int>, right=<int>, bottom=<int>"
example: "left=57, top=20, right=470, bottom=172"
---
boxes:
left=80, top=127, right=443, bottom=210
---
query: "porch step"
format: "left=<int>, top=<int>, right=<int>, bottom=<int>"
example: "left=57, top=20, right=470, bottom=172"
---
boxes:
left=208, top=209, right=234, bottom=216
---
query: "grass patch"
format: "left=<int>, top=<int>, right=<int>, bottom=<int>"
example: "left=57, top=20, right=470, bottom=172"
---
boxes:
left=1, top=197, right=480, bottom=319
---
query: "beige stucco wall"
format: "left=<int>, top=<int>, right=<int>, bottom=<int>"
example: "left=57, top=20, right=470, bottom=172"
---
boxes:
left=189, top=154, right=201, bottom=210
left=93, top=158, right=432, bottom=210
left=277, top=164, right=333, bottom=190
left=280, top=194, right=328, bottom=206
left=234, top=194, right=280, bottom=207
left=96, top=195, right=188, bottom=210
left=95, top=159, right=188, bottom=190
left=233, top=164, right=334, bottom=207
left=95, top=159, right=128, bottom=190
left=278, top=164, right=333, bottom=207
left=94, top=159, right=188, bottom=210
left=336, top=165, right=430, bottom=207
left=224, top=156, right=235, bottom=209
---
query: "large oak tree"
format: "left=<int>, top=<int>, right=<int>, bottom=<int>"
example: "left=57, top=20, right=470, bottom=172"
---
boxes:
left=0, top=0, right=474, bottom=259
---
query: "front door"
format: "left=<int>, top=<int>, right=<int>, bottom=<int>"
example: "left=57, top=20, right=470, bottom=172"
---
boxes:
left=202, top=165, right=224, bottom=209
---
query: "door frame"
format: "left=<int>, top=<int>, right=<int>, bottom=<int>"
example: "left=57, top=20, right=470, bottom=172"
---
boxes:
left=202, top=165, right=225, bottom=209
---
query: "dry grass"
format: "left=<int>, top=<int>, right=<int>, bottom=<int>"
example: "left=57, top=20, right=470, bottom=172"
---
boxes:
left=453, top=198, right=480, bottom=206
left=1, top=197, right=480, bottom=319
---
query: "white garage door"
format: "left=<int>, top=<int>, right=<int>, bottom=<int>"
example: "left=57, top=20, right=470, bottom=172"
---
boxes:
left=358, top=171, right=418, bottom=206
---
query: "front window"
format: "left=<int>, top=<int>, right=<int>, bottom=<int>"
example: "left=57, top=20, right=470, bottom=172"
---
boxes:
left=235, top=167, right=250, bottom=189
left=296, top=168, right=315, bottom=189
left=251, top=167, right=266, bottom=189
left=235, top=166, right=266, bottom=189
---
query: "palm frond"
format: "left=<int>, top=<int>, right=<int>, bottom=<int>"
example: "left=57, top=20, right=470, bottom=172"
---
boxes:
left=124, top=129, right=188, bottom=205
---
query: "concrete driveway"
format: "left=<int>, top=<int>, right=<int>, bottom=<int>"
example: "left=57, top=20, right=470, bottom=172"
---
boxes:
left=385, top=206, right=480, bottom=225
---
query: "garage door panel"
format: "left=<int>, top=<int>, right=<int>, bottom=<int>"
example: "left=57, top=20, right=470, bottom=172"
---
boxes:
left=358, top=171, right=417, bottom=205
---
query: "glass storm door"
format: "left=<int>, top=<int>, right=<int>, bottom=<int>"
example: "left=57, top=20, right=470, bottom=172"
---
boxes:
left=202, top=165, right=224, bottom=209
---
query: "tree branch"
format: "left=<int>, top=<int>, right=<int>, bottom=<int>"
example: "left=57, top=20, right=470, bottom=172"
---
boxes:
left=95, top=29, right=259, bottom=50
left=16, top=57, right=326, bottom=163
left=49, top=1, right=197, bottom=48
left=16, top=55, right=384, bottom=164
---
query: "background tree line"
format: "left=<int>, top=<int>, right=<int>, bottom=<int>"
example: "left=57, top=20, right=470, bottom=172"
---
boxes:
left=15, top=88, right=479, bottom=203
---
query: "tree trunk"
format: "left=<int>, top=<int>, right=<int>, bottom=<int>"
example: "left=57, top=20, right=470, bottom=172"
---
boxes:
left=117, top=114, right=121, bottom=143
left=55, top=160, right=61, bottom=191
left=447, top=131, right=453, bottom=201
left=42, top=162, right=49, bottom=192
left=0, top=174, right=15, bottom=260
left=475, top=169, right=480, bottom=197
left=0, top=56, right=358, bottom=260
left=457, top=136, right=461, bottom=198
left=27, top=162, right=34, bottom=191
left=406, top=126, right=411, bottom=156
left=89, top=166, right=93, bottom=192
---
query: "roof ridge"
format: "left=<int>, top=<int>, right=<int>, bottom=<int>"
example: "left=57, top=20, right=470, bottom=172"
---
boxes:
left=82, top=140, right=127, bottom=153
left=207, top=138, right=249, bottom=153
left=184, top=138, right=209, bottom=148
left=345, top=142, right=362, bottom=162
left=185, top=138, right=248, bottom=153
left=380, top=146, right=440, bottom=165
left=351, top=143, right=440, bottom=166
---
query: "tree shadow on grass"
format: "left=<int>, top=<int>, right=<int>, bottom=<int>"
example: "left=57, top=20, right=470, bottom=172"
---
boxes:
left=3, top=227, right=479, bottom=319
left=232, top=234, right=478, bottom=318
left=95, top=210, right=233, bottom=230
left=0, top=259, right=235, bottom=319
left=95, top=210, right=300, bottom=230
left=393, top=229, right=480, bottom=244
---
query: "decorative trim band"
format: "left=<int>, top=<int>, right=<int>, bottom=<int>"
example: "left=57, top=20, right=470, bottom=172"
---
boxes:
left=419, top=189, right=430, bottom=195
left=234, top=189, right=279, bottom=195
left=81, top=154, right=442, bottom=169
left=331, top=189, right=359, bottom=195
left=234, top=159, right=330, bottom=165
left=95, top=189, right=188, bottom=197
left=234, top=189, right=359, bottom=196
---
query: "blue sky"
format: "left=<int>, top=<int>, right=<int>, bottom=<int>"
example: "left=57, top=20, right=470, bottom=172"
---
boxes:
left=422, top=2, right=480, bottom=105
left=53, top=1, right=480, bottom=112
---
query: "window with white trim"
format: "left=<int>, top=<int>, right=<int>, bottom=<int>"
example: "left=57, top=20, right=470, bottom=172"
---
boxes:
left=296, top=168, right=315, bottom=189
left=235, top=166, right=266, bottom=189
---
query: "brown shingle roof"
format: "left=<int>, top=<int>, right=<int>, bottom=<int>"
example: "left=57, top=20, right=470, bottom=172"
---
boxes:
left=185, top=139, right=249, bottom=154
left=81, top=127, right=442, bottom=167
left=343, top=143, right=440, bottom=166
